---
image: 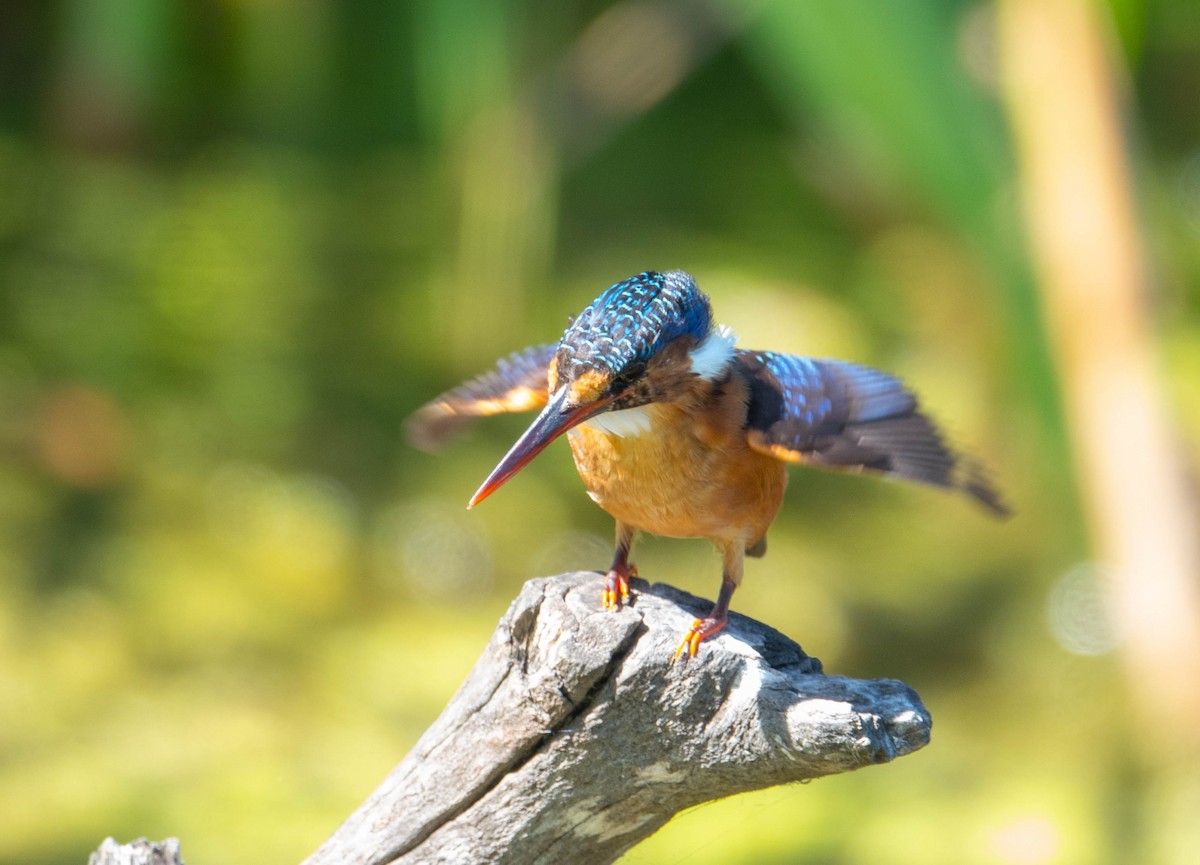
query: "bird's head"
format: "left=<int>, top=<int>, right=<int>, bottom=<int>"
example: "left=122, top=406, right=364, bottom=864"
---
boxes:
left=469, top=270, right=736, bottom=507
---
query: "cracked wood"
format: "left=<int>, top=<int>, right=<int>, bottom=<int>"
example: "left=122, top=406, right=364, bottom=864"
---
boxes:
left=301, top=571, right=931, bottom=865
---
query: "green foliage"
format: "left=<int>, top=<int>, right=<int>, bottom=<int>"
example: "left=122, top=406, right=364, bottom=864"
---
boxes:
left=1, top=1, right=1198, bottom=864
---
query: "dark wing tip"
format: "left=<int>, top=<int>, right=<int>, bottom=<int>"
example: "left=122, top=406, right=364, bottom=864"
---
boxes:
left=843, top=412, right=1012, bottom=518
left=736, top=349, right=1012, bottom=516
left=958, top=456, right=1013, bottom=519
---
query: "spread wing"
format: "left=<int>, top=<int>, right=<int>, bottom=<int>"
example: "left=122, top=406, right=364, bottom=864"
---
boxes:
left=405, top=343, right=557, bottom=451
left=736, top=350, right=1009, bottom=516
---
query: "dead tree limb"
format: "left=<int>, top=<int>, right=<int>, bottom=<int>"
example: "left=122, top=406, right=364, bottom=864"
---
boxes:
left=302, top=571, right=931, bottom=865
left=88, top=838, right=184, bottom=865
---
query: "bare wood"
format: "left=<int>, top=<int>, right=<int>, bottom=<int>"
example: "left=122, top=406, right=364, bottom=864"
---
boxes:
left=303, top=571, right=931, bottom=865
left=88, top=838, right=184, bottom=865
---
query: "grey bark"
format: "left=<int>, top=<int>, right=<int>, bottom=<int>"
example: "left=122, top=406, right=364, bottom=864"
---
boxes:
left=302, top=571, right=931, bottom=865
left=88, top=838, right=184, bottom=865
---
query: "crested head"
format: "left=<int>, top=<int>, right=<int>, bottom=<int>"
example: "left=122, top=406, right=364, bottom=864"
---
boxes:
left=551, top=270, right=733, bottom=408
left=557, top=271, right=712, bottom=377
left=466, top=270, right=733, bottom=507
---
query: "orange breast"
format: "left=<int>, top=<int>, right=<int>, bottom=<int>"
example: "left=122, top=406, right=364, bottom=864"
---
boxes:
left=566, top=402, right=787, bottom=546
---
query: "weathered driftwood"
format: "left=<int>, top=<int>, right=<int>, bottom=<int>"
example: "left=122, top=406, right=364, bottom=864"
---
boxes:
left=301, top=571, right=931, bottom=865
left=88, top=837, right=184, bottom=865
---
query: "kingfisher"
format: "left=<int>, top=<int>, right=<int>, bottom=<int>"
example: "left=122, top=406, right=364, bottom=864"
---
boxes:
left=407, top=270, right=1007, bottom=658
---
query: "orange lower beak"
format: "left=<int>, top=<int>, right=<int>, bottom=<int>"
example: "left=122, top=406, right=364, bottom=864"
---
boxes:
left=468, top=388, right=612, bottom=508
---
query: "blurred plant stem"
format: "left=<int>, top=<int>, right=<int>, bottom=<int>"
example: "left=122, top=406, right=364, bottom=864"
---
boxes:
left=415, top=0, right=557, bottom=368
left=999, top=0, right=1200, bottom=754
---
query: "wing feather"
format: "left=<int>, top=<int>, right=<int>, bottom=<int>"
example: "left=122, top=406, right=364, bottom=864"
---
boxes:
left=736, top=350, right=1008, bottom=516
left=405, top=344, right=556, bottom=451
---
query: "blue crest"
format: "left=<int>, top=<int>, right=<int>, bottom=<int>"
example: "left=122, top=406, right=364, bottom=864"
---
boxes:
left=556, top=271, right=713, bottom=379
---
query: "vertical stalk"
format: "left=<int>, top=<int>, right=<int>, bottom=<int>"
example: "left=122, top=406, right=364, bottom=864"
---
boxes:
left=999, top=0, right=1200, bottom=748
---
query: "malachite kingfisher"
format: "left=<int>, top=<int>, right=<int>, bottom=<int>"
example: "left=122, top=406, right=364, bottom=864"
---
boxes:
left=407, top=270, right=1008, bottom=659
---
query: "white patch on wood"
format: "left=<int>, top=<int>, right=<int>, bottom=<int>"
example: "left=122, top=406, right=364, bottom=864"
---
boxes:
left=558, top=796, right=654, bottom=842
left=689, top=323, right=737, bottom=380
left=785, top=698, right=855, bottom=748
left=727, top=660, right=766, bottom=708
left=634, top=762, right=689, bottom=785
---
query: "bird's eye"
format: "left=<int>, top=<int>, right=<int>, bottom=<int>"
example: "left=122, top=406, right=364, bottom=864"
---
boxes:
left=612, top=365, right=642, bottom=393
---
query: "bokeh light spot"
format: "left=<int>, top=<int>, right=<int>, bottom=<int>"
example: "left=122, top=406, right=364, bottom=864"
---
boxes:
left=529, top=530, right=612, bottom=577
left=1046, top=563, right=1121, bottom=656
left=371, top=502, right=495, bottom=601
left=985, top=814, right=1061, bottom=865
left=572, top=2, right=691, bottom=116
left=35, top=386, right=129, bottom=487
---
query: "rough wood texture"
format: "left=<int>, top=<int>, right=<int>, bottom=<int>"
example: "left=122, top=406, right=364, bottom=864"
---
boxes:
left=303, top=571, right=931, bottom=865
left=88, top=838, right=184, bottom=865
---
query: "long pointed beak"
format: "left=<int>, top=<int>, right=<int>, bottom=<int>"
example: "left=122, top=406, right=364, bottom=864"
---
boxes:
left=468, top=388, right=612, bottom=508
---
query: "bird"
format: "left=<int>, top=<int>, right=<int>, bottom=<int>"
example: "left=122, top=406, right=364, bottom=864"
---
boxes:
left=406, top=270, right=1008, bottom=659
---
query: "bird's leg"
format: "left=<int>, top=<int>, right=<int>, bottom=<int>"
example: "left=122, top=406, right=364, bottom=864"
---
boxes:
left=602, top=521, right=637, bottom=611
left=675, top=541, right=744, bottom=660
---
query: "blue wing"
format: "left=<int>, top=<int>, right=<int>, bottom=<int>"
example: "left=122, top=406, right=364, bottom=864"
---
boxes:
left=406, top=344, right=557, bottom=451
left=735, top=350, right=1008, bottom=515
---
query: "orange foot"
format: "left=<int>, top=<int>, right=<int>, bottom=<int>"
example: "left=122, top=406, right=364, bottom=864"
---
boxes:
left=601, top=562, right=637, bottom=611
left=673, top=614, right=728, bottom=661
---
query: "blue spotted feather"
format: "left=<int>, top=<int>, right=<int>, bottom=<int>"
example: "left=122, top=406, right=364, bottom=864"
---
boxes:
left=555, top=271, right=712, bottom=380
left=737, top=350, right=1008, bottom=515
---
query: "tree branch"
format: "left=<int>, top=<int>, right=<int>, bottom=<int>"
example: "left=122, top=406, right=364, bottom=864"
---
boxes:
left=88, top=838, right=184, bottom=865
left=302, top=571, right=931, bottom=865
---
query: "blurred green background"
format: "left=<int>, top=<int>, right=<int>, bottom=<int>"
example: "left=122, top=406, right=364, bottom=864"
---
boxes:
left=2, top=1, right=1199, bottom=863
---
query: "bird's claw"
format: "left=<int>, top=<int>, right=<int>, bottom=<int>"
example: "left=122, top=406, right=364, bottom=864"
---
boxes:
left=672, top=615, right=728, bottom=662
left=601, top=563, right=636, bottom=611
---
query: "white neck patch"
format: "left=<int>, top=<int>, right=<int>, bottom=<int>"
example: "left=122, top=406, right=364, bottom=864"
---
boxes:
left=576, top=404, right=656, bottom=438
left=689, top=324, right=737, bottom=380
